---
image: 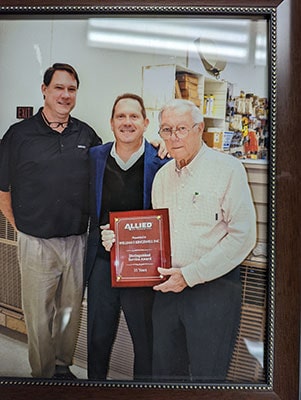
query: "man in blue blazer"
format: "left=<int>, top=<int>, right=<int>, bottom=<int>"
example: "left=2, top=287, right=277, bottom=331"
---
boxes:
left=85, top=93, right=169, bottom=381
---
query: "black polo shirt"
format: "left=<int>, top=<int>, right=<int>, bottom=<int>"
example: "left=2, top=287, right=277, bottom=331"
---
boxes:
left=0, top=108, right=102, bottom=238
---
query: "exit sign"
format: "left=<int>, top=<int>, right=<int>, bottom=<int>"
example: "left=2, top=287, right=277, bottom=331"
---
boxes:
left=16, top=106, right=34, bottom=119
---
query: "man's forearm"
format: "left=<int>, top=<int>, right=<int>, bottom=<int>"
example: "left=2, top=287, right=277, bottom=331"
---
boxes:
left=0, top=190, right=16, bottom=229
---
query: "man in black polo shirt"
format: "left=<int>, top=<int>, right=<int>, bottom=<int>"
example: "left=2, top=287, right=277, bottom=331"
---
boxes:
left=0, top=63, right=102, bottom=379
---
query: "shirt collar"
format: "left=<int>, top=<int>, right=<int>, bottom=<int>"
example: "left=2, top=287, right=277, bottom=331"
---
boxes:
left=111, top=138, right=145, bottom=171
left=175, top=142, right=207, bottom=175
left=38, top=107, right=76, bottom=134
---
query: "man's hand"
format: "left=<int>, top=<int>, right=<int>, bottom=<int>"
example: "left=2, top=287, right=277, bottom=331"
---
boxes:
left=150, top=139, right=170, bottom=159
left=100, top=224, right=116, bottom=251
left=0, top=190, right=17, bottom=230
left=153, top=267, right=188, bottom=293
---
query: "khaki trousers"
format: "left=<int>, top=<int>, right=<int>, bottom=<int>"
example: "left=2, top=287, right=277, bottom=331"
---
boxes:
left=18, top=232, right=85, bottom=378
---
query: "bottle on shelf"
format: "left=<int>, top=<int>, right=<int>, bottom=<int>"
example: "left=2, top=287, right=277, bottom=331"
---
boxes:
left=204, top=94, right=215, bottom=116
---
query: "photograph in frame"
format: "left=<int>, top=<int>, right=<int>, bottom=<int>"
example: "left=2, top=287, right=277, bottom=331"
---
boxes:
left=0, top=1, right=299, bottom=400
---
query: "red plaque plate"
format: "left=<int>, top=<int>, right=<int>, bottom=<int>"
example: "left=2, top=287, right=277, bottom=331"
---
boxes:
left=109, top=209, right=171, bottom=287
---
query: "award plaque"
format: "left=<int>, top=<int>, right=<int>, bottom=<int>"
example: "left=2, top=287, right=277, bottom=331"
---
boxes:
left=109, top=208, right=171, bottom=287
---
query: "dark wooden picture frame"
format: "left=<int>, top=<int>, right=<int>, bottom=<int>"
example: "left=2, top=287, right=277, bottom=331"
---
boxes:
left=0, top=0, right=299, bottom=399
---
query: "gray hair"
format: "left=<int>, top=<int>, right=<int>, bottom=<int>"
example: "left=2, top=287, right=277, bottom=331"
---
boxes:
left=158, top=99, right=204, bottom=125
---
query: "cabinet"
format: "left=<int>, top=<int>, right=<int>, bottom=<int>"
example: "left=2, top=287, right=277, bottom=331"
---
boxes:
left=142, top=64, right=228, bottom=135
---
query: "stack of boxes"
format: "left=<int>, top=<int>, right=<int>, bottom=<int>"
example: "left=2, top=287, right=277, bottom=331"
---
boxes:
left=175, top=73, right=201, bottom=107
left=174, top=72, right=233, bottom=152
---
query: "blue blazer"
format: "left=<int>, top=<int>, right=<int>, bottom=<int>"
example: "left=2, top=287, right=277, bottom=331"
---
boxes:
left=85, top=141, right=170, bottom=282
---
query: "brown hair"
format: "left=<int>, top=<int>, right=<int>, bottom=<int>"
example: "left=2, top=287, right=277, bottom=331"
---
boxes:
left=111, top=93, right=147, bottom=119
left=43, top=63, right=80, bottom=88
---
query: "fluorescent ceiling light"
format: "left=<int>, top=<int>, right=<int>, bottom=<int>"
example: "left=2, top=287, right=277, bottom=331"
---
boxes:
left=87, top=18, right=267, bottom=65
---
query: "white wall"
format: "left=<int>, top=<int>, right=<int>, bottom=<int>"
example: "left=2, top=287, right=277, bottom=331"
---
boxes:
left=0, top=18, right=268, bottom=142
left=188, top=52, right=268, bottom=98
left=0, top=19, right=183, bottom=142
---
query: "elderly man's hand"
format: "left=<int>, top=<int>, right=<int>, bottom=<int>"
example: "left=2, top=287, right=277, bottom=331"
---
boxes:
left=100, top=224, right=115, bottom=251
left=153, top=267, right=187, bottom=293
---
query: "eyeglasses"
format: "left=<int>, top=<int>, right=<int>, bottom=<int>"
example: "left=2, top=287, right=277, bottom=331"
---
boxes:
left=42, top=111, right=69, bottom=129
left=47, top=121, right=69, bottom=129
left=159, top=123, right=199, bottom=139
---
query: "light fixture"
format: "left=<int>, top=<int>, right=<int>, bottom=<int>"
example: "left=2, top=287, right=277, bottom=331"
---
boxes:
left=194, top=37, right=227, bottom=79
left=86, top=18, right=266, bottom=67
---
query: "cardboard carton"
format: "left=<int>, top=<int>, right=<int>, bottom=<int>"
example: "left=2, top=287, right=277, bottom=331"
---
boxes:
left=203, top=131, right=223, bottom=150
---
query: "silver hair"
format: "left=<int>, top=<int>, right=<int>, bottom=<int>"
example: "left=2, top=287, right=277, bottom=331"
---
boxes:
left=158, top=99, right=204, bottom=125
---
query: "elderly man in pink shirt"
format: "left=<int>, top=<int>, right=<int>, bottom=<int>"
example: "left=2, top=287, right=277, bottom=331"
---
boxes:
left=151, top=99, right=256, bottom=383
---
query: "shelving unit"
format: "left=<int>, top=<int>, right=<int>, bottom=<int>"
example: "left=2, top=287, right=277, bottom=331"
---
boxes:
left=203, top=78, right=228, bottom=130
left=142, top=64, right=228, bottom=133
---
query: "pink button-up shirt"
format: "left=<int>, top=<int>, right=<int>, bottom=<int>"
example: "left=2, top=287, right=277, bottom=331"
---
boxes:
left=152, top=143, right=257, bottom=287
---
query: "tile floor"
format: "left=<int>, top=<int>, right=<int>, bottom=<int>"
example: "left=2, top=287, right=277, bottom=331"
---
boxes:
left=0, top=326, right=87, bottom=380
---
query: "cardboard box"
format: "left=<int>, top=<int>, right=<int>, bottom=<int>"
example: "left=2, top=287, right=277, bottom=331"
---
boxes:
left=179, top=87, right=199, bottom=98
left=176, top=73, right=199, bottom=85
left=176, top=74, right=201, bottom=107
left=178, top=80, right=198, bottom=89
left=203, top=131, right=223, bottom=149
